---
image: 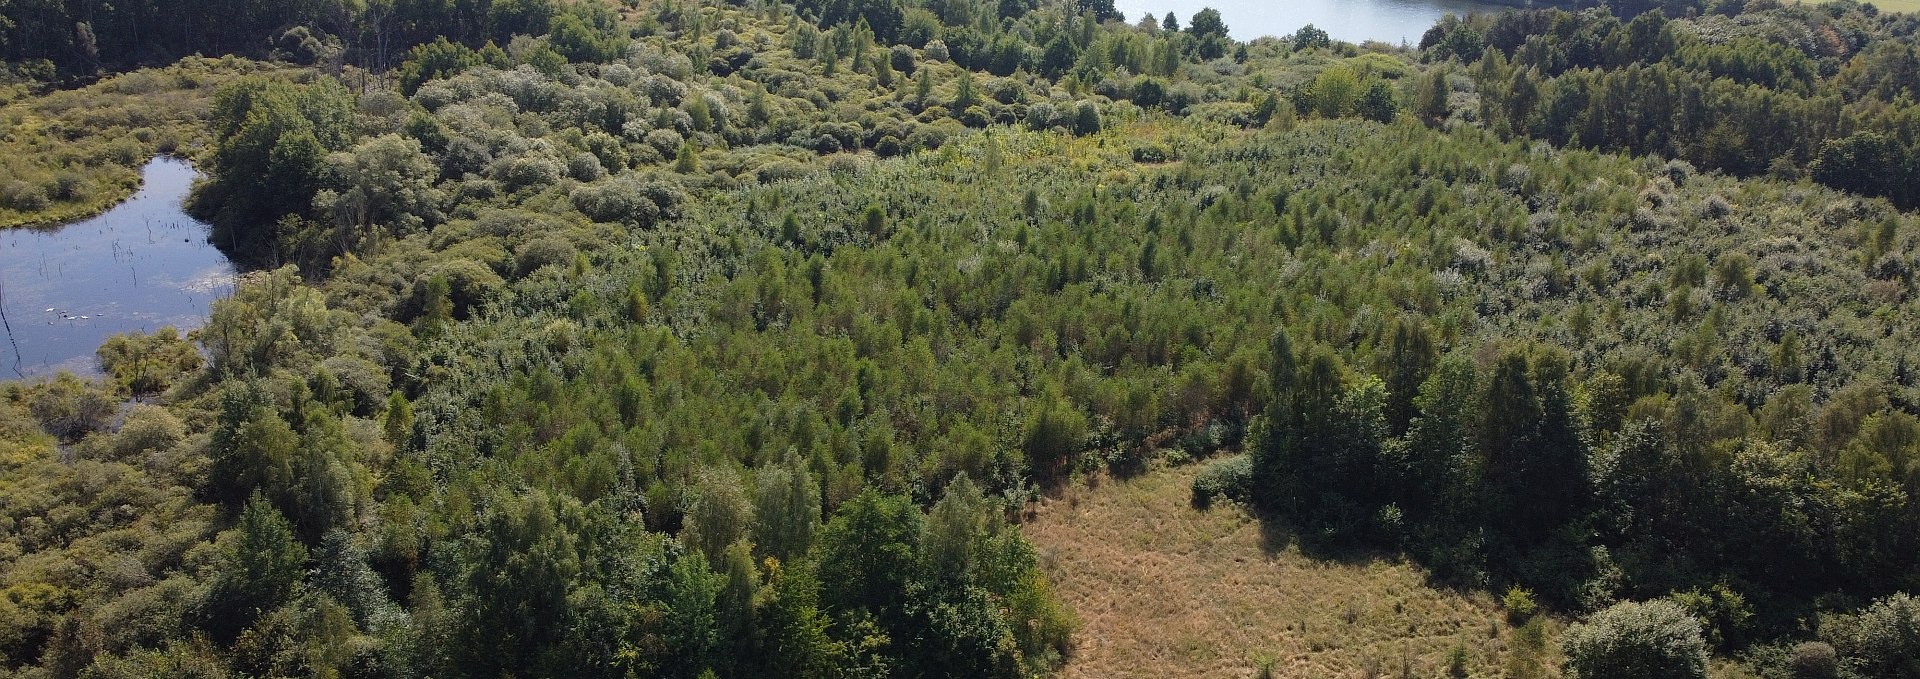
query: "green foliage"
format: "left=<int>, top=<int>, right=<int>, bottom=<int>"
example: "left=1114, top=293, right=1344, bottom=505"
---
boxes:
left=1562, top=599, right=1711, bottom=679
left=1821, top=593, right=1920, bottom=679
left=97, top=327, right=202, bottom=395
left=1191, top=454, right=1253, bottom=509
left=1465, top=3, right=1920, bottom=207
left=12, top=3, right=1920, bottom=677
left=400, top=37, right=482, bottom=96
left=195, top=76, right=355, bottom=256
left=205, top=496, right=309, bottom=642
left=1504, top=586, right=1539, bottom=624
left=1024, top=390, right=1089, bottom=483
left=25, top=372, right=116, bottom=442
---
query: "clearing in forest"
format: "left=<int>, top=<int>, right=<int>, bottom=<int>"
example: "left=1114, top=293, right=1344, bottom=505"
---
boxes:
left=1025, top=462, right=1532, bottom=679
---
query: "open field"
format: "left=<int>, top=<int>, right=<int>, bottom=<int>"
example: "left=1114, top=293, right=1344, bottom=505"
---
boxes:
left=1024, top=462, right=1545, bottom=679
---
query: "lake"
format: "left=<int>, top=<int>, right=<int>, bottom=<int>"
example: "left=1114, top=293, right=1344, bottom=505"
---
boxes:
left=0, top=157, right=234, bottom=379
left=1117, top=0, right=1538, bottom=45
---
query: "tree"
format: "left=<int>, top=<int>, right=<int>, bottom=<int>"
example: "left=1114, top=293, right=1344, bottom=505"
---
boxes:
left=1187, top=8, right=1229, bottom=60
left=1023, top=390, right=1087, bottom=483
left=549, top=10, right=620, bottom=63
left=1823, top=593, right=1920, bottom=679
left=205, top=496, right=309, bottom=642
left=1308, top=66, right=1362, bottom=118
left=816, top=489, right=921, bottom=637
left=953, top=69, right=979, bottom=110
left=1075, top=0, right=1119, bottom=22
left=1040, top=33, right=1078, bottom=79
left=455, top=493, right=581, bottom=678
left=1396, top=355, right=1479, bottom=521
left=398, top=37, right=479, bottom=95
left=1292, top=24, right=1330, bottom=52
left=197, top=77, right=356, bottom=258
left=1415, top=64, right=1451, bottom=124
left=675, top=142, right=701, bottom=174
left=1382, top=317, right=1437, bottom=436
left=1811, top=132, right=1916, bottom=208
left=752, top=455, right=820, bottom=564
left=684, top=468, right=753, bottom=564
left=1561, top=600, right=1709, bottom=679
left=1463, top=348, right=1591, bottom=557
left=1253, top=329, right=1299, bottom=506
left=207, top=386, right=297, bottom=508
left=1359, top=79, right=1399, bottom=123
left=1071, top=101, right=1103, bottom=135
left=1187, top=8, right=1227, bottom=41
left=797, top=0, right=904, bottom=42
left=490, top=0, right=556, bottom=42
left=317, top=133, right=443, bottom=237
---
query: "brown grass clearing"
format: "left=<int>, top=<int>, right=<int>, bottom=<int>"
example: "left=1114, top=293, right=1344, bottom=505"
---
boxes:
left=1023, top=461, right=1544, bottom=679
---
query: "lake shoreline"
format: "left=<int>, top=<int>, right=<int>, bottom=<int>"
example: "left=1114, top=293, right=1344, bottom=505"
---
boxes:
left=0, top=156, right=234, bottom=379
left=0, top=154, right=204, bottom=231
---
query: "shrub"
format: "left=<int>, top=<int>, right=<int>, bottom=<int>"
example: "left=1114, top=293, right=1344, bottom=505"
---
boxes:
left=571, top=175, right=661, bottom=225
left=110, top=404, right=186, bottom=460
left=27, top=373, right=117, bottom=441
left=1787, top=641, right=1839, bottom=679
left=1822, top=593, right=1920, bottom=679
left=959, top=106, right=992, bottom=128
left=1131, top=143, right=1172, bottom=163
left=1, top=180, right=52, bottom=212
left=1503, top=586, right=1539, bottom=624
left=923, top=39, right=949, bottom=62
left=890, top=44, right=917, bottom=74
left=1561, top=599, right=1709, bottom=679
left=97, top=327, right=203, bottom=395
left=1191, top=455, right=1252, bottom=509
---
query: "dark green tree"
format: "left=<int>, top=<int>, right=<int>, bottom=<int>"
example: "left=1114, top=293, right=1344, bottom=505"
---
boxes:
left=204, top=496, right=309, bottom=642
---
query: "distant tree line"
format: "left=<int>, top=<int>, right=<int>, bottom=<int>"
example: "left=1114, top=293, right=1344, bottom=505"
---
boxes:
left=1422, top=3, right=1920, bottom=208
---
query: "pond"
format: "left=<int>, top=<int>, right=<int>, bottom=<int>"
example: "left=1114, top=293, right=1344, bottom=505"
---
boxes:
left=0, top=157, right=235, bottom=379
left=1117, top=0, right=1540, bottom=45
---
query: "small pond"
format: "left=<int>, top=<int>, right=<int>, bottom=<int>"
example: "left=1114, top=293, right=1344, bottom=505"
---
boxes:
left=0, top=157, right=235, bottom=378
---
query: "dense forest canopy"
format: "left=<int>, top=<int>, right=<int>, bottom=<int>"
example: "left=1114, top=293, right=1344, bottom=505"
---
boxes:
left=5, top=0, right=1920, bottom=678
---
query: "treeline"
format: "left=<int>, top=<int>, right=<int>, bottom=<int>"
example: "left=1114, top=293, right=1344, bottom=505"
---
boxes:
left=1421, top=1, right=1920, bottom=208
left=1, top=0, right=608, bottom=77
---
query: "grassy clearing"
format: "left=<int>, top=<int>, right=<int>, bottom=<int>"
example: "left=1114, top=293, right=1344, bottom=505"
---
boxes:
left=1024, top=462, right=1546, bottom=679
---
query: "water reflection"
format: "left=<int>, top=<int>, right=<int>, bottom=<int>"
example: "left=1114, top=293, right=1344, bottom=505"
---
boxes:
left=1118, top=0, right=1533, bottom=45
left=0, top=157, right=235, bottom=378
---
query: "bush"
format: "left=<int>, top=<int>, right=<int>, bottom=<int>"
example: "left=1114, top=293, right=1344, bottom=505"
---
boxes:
left=1562, top=600, right=1709, bottom=679
left=1787, top=641, right=1839, bottom=679
left=1823, top=593, right=1920, bottom=679
left=571, top=175, right=661, bottom=225
left=1191, top=455, right=1252, bottom=509
left=98, top=327, right=204, bottom=394
left=28, top=373, right=118, bottom=442
left=1131, top=143, right=1172, bottom=163
left=110, top=404, right=186, bottom=461
left=1, top=180, right=52, bottom=212
left=1504, top=586, right=1539, bottom=624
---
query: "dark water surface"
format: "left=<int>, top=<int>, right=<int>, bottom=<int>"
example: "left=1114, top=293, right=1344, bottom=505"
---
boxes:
left=1118, top=0, right=1534, bottom=45
left=0, top=157, right=234, bottom=378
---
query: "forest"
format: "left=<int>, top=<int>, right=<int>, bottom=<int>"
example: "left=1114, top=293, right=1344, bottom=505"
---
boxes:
left=3, top=0, right=1920, bottom=677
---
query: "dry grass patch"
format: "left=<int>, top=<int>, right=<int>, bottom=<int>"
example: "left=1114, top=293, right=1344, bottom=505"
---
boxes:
left=1025, top=462, right=1543, bottom=679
